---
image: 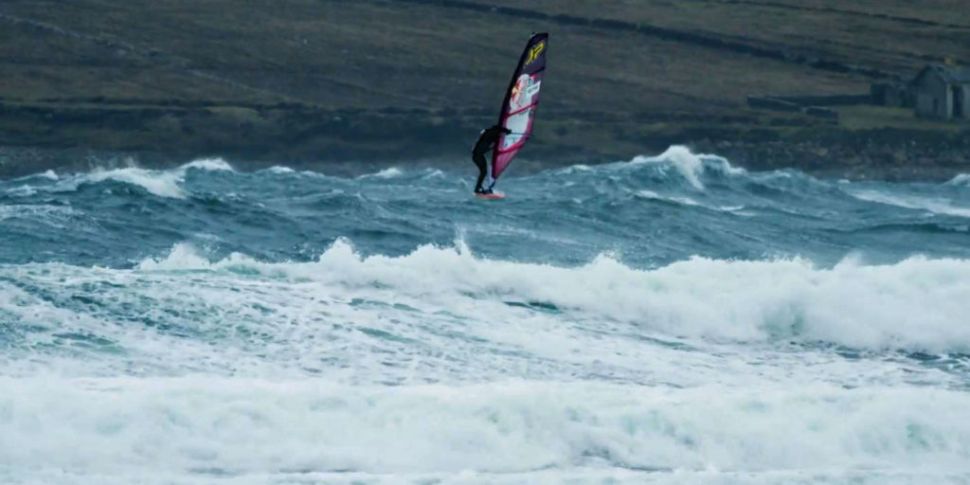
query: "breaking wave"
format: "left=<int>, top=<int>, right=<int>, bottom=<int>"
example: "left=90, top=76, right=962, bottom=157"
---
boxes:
left=5, top=158, right=234, bottom=199
left=4, top=146, right=970, bottom=483
left=134, top=240, right=970, bottom=352
left=849, top=189, right=970, bottom=219
left=629, top=145, right=744, bottom=190
left=2, top=378, right=968, bottom=480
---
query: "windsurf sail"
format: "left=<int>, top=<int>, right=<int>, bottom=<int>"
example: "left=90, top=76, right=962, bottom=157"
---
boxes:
left=491, top=32, right=548, bottom=184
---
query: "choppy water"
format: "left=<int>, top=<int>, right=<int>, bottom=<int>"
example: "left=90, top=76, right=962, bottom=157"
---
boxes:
left=2, top=146, right=970, bottom=484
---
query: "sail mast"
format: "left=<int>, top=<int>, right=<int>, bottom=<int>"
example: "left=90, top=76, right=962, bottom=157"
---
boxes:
left=491, top=33, right=548, bottom=182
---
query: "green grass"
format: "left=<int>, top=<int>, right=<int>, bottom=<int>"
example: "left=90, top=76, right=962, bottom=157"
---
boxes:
left=837, top=105, right=967, bottom=131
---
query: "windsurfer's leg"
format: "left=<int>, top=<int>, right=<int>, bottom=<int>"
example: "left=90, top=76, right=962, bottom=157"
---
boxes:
left=473, top=153, right=487, bottom=193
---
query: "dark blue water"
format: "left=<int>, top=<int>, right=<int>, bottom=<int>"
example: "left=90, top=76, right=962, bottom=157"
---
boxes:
left=3, top=147, right=969, bottom=270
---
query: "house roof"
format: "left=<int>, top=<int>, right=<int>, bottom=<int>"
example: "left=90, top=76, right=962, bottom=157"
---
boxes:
left=915, top=63, right=970, bottom=85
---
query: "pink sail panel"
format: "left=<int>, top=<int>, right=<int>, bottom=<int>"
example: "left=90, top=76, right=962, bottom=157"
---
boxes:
left=492, top=33, right=548, bottom=181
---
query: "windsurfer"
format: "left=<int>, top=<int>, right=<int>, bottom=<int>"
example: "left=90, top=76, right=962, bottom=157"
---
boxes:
left=472, top=124, right=511, bottom=194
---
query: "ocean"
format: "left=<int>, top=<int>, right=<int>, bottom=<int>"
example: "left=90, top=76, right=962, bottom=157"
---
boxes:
left=1, top=146, right=969, bottom=484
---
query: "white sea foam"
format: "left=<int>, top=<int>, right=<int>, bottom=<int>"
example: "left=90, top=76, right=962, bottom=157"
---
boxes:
left=265, top=165, right=296, bottom=174
left=5, top=244, right=970, bottom=483
left=5, top=238, right=967, bottom=387
left=636, top=189, right=701, bottom=207
left=636, top=190, right=753, bottom=214
left=632, top=146, right=705, bottom=190
left=361, top=167, right=403, bottom=179
left=2, top=185, right=36, bottom=197
left=557, top=164, right=592, bottom=175
left=42, top=158, right=232, bottom=199
left=130, top=240, right=970, bottom=353
left=0, top=204, right=78, bottom=223
left=421, top=168, right=445, bottom=179
left=6, top=149, right=970, bottom=485
left=850, top=189, right=970, bottom=218
left=1, top=377, right=968, bottom=481
left=629, top=146, right=743, bottom=191
left=9, top=169, right=59, bottom=182
left=181, top=157, right=234, bottom=172
left=4, top=240, right=966, bottom=390
left=4, top=170, right=60, bottom=197
left=35, top=169, right=59, bottom=180
left=136, top=242, right=213, bottom=270
left=85, top=167, right=188, bottom=198
left=946, top=173, right=970, bottom=186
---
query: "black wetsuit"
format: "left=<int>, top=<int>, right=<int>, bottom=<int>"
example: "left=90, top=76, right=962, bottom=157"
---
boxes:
left=472, top=125, right=510, bottom=193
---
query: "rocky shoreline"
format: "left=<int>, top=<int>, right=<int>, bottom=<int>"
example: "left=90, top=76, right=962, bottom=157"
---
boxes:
left=695, top=128, right=970, bottom=182
left=1, top=100, right=968, bottom=181
left=2, top=111, right=968, bottom=181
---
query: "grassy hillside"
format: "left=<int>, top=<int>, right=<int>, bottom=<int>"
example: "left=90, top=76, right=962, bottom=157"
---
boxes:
left=1, top=0, right=969, bottom=177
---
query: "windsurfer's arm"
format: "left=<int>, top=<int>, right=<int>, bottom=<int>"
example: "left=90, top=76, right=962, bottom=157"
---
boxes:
left=490, top=126, right=511, bottom=148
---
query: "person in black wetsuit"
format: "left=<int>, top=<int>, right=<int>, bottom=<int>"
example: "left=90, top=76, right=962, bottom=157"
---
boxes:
left=472, top=124, right=511, bottom=194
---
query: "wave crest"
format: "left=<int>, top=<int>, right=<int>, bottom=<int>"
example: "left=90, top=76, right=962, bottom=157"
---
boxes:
left=3, top=378, right=969, bottom=477
left=946, top=173, right=970, bottom=186
left=49, top=158, right=235, bottom=199
left=136, top=240, right=970, bottom=352
left=629, top=146, right=742, bottom=190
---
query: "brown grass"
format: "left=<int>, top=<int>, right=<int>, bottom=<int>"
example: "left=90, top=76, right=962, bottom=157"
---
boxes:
left=0, top=0, right=967, bottom=166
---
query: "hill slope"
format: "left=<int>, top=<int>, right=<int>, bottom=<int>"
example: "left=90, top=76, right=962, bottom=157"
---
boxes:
left=1, top=0, right=969, bottom=178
